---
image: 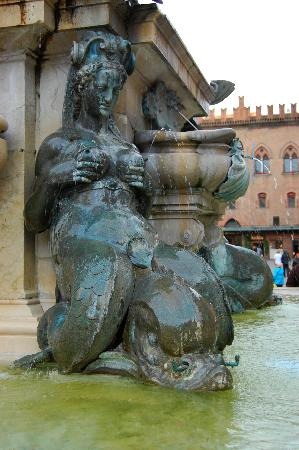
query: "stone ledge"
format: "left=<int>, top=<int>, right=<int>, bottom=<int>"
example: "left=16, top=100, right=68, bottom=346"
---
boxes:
left=0, top=302, right=41, bottom=359
left=0, top=0, right=56, bottom=30
left=129, top=4, right=214, bottom=118
left=57, top=0, right=127, bottom=35
left=0, top=336, right=40, bottom=362
left=273, top=287, right=299, bottom=297
left=0, top=318, right=39, bottom=335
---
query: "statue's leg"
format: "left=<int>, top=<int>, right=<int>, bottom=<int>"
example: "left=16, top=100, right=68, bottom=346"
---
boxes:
left=15, top=239, right=134, bottom=373
left=200, top=242, right=273, bottom=312
left=48, top=238, right=135, bottom=373
left=122, top=272, right=232, bottom=391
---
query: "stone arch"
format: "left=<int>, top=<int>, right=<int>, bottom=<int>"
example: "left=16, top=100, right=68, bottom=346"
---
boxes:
left=253, top=143, right=273, bottom=158
left=280, top=142, right=298, bottom=173
left=279, top=141, right=299, bottom=158
left=287, top=192, right=296, bottom=208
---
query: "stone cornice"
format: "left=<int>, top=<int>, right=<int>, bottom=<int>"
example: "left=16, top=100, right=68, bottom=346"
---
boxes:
left=201, top=96, right=299, bottom=128
left=150, top=8, right=213, bottom=102
left=200, top=117, right=299, bottom=129
left=223, top=225, right=299, bottom=233
left=0, top=22, right=52, bottom=53
left=0, top=48, right=38, bottom=62
left=0, top=0, right=56, bottom=30
left=128, top=5, right=213, bottom=117
left=57, top=0, right=128, bottom=35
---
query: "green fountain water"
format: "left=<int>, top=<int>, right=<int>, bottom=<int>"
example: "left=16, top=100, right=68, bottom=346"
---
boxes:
left=1, top=298, right=298, bottom=450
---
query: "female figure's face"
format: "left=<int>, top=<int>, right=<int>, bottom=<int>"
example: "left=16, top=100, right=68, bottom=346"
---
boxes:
left=83, top=68, right=123, bottom=119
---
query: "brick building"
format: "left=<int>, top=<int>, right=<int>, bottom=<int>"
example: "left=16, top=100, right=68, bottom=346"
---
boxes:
left=199, top=97, right=299, bottom=259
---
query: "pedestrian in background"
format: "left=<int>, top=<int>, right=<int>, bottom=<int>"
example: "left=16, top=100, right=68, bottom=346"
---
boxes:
left=274, top=250, right=282, bottom=266
left=281, top=250, right=290, bottom=277
left=293, top=251, right=299, bottom=266
left=273, top=263, right=284, bottom=287
left=256, top=244, right=263, bottom=258
left=286, top=261, right=299, bottom=287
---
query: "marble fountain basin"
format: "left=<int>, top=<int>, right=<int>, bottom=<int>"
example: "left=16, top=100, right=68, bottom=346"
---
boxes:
left=135, top=128, right=236, bottom=193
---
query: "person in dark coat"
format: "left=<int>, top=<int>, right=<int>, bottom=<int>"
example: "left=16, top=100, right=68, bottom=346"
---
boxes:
left=281, top=250, right=290, bottom=277
left=293, top=251, right=299, bottom=266
left=286, top=261, right=299, bottom=287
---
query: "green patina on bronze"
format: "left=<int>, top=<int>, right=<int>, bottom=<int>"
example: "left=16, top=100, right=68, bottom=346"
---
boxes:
left=214, top=138, right=250, bottom=202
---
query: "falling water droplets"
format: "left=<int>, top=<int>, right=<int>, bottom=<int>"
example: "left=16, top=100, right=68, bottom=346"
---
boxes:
left=174, top=108, right=199, bottom=131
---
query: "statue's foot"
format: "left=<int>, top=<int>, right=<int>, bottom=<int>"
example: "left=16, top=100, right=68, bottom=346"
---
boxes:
left=13, top=348, right=53, bottom=369
left=84, top=351, right=139, bottom=378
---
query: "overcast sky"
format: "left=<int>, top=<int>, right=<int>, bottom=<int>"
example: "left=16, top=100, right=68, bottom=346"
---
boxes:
left=141, top=0, right=299, bottom=114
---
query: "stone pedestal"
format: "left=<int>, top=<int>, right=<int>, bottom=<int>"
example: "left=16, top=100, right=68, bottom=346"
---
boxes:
left=148, top=189, right=226, bottom=250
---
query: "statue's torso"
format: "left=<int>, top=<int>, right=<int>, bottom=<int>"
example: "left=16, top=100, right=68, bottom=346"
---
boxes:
left=47, top=129, right=155, bottom=256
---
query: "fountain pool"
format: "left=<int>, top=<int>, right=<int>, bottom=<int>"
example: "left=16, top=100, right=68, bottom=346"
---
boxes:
left=1, top=297, right=298, bottom=449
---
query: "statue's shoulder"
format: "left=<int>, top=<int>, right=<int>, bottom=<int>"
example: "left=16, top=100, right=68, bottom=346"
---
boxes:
left=39, top=129, right=72, bottom=155
left=35, top=129, right=73, bottom=174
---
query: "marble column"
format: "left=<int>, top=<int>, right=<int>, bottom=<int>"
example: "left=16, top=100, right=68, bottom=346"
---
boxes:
left=0, top=1, right=56, bottom=359
left=0, top=48, right=44, bottom=359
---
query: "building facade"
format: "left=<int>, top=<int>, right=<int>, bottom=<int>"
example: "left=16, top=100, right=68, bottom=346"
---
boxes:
left=200, top=97, right=299, bottom=258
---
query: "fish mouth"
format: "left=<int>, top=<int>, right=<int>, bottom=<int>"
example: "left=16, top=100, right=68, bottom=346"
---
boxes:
left=136, top=352, right=233, bottom=392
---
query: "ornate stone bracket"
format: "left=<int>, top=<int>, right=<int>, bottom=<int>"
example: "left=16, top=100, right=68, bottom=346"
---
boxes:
left=142, top=80, right=184, bottom=130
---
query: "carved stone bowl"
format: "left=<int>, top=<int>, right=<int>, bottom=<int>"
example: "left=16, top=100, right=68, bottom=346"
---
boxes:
left=135, top=128, right=235, bottom=193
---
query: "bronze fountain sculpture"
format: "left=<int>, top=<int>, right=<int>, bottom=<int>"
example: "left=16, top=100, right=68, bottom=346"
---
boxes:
left=15, top=31, right=272, bottom=391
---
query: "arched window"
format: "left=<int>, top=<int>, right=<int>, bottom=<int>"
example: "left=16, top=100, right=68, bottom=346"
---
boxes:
left=283, top=147, right=298, bottom=173
left=287, top=192, right=296, bottom=208
left=224, top=219, right=241, bottom=228
left=258, top=192, right=267, bottom=208
left=254, top=148, right=270, bottom=174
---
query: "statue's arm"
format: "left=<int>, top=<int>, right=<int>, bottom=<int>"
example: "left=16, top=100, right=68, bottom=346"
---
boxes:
left=24, top=137, right=110, bottom=233
left=24, top=137, right=74, bottom=233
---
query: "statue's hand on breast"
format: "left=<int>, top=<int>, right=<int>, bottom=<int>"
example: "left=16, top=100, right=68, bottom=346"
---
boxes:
left=117, top=151, right=144, bottom=188
left=48, top=146, right=110, bottom=186
left=74, top=146, right=110, bottom=183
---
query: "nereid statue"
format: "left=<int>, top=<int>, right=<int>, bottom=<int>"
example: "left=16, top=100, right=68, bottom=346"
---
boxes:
left=15, top=31, right=239, bottom=391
